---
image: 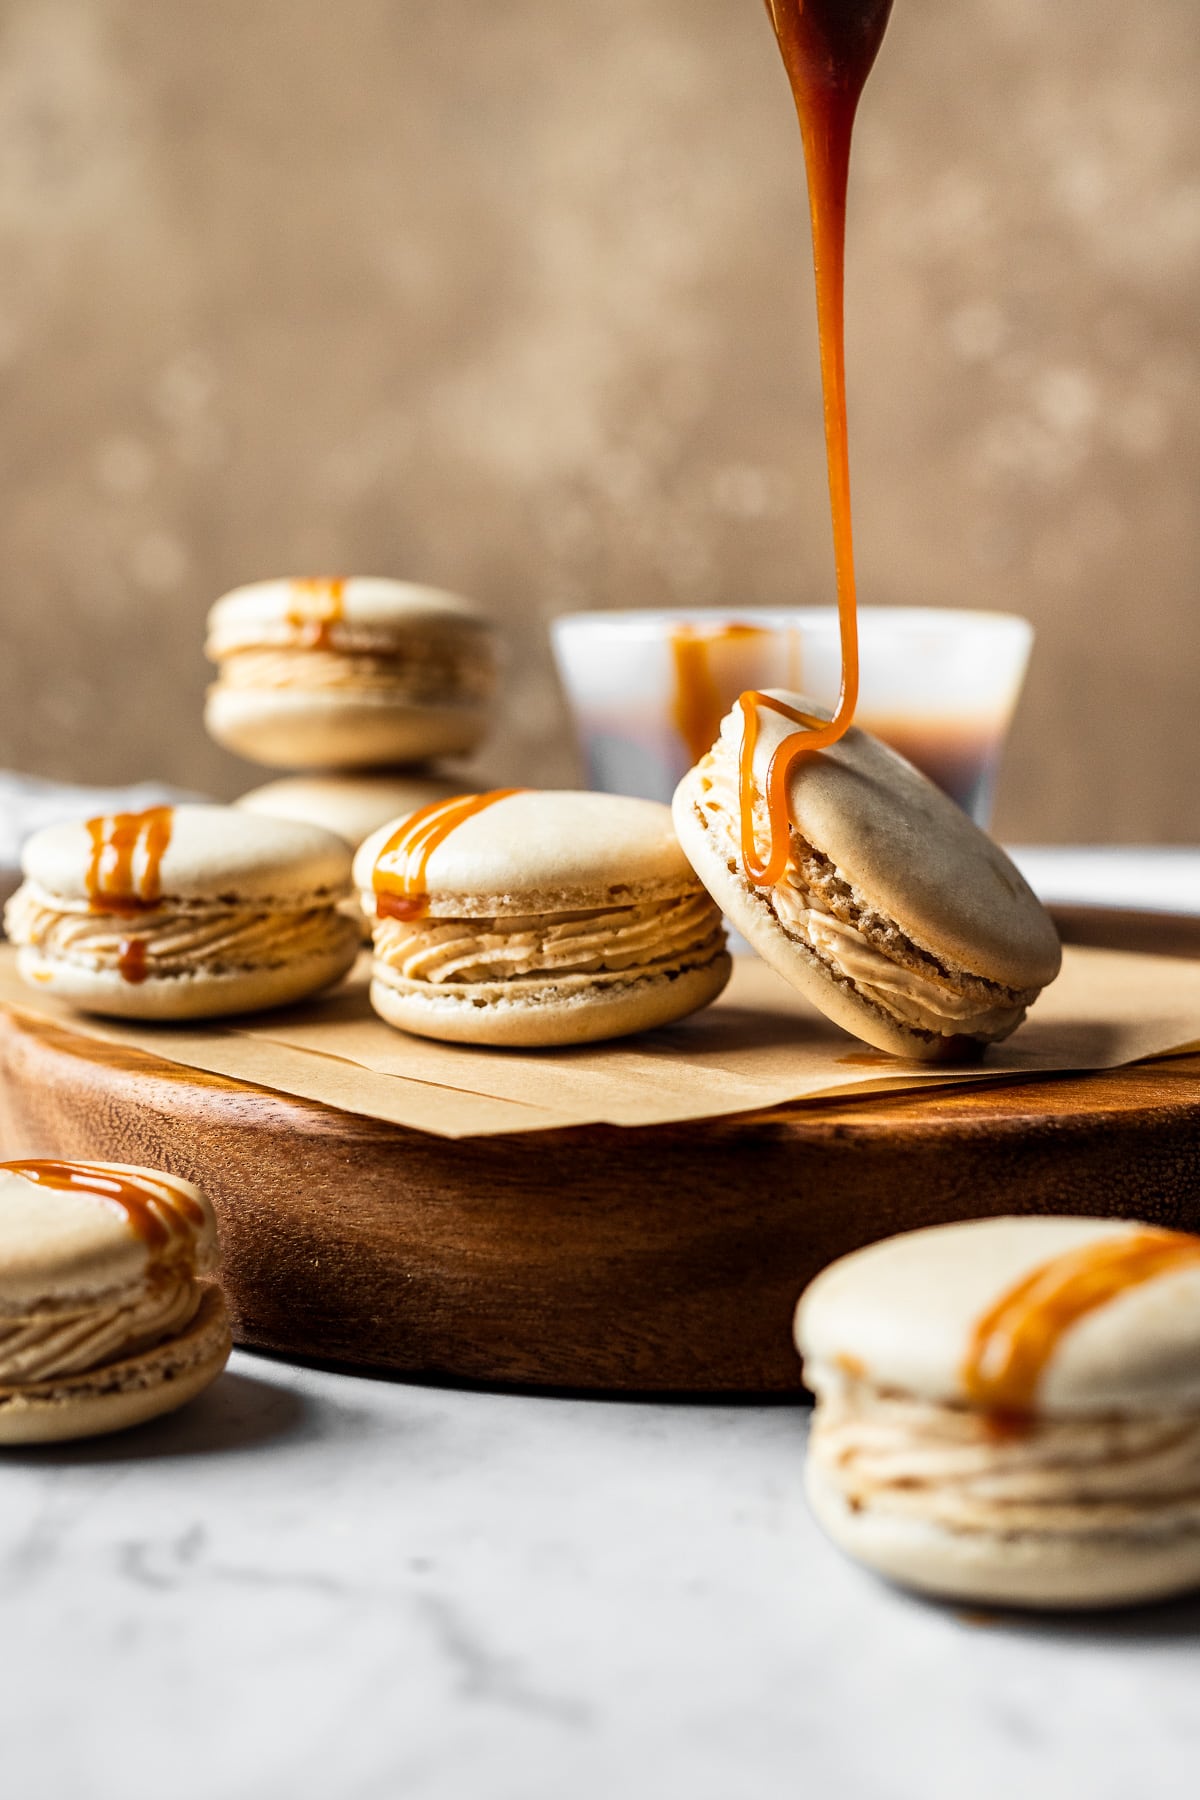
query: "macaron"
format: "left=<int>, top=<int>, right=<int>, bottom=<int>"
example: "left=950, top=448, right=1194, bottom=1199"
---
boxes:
left=672, top=692, right=1061, bottom=1060
left=796, top=1217, right=1200, bottom=1609
left=234, top=771, right=466, bottom=849
left=4, top=803, right=359, bottom=1019
left=0, top=1159, right=231, bottom=1443
left=353, top=789, right=732, bottom=1046
left=205, top=576, right=497, bottom=769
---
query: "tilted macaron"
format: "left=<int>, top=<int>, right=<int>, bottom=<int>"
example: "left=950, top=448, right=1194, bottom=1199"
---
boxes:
left=672, top=692, right=1061, bottom=1060
left=5, top=803, right=359, bottom=1019
left=0, top=1159, right=231, bottom=1443
left=796, top=1217, right=1200, bottom=1609
left=235, top=771, right=466, bottom=849
left=205, top=577, right=497, bottom=769
left=353, top=789, right=732, bottom=1046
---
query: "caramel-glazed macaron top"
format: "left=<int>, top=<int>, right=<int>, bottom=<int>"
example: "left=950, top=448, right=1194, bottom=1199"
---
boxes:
left=724, top=693, right=1061, bottom=991
left=21, top=805, right=353, bottom=909
left=206, top=577, right=493, bottom=657
left=0, top=1161, right=219, bottom=1313
left=796, top=1216, right=1200, bottom=1416
left=235, top=774, right=466, bottom=849
left=354, top=790, right=703, bottom=918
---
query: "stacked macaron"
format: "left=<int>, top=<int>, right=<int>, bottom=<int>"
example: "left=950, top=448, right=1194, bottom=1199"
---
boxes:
left=795, top=1217, right=1200, bottom=1609
left=207, top=577, right=501, bottom=861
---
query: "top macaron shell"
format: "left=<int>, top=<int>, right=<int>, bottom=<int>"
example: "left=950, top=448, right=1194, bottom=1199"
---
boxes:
left=0, top=1164, right=217, bottom=1313
left=796, top=1217, right=1200, bottom=1416
left=355, top=790, right=703, bottom=917
left=206, top=578, right=493, bottom=653
left=735, top=696, right=1061, bottom=992
left=22, top=805, right=353, bottom=906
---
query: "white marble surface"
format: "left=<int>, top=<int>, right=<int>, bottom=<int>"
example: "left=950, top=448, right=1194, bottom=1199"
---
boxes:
left=2, top=1351, right=1198, bottom=1800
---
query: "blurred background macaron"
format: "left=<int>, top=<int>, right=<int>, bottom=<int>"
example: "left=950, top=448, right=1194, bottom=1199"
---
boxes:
left=204, top=576, right=498, bottom=769
left=673, top=692, right=1061, bottom=1061
left=795, top=1216, right=1200, bottom=1609
left=354, top=788, right=731, bottom=1046
left=5, top=803, right=359, bottom=1019
left=235, top=771, right=466, bottom=849
left=0, top=1159, right=231, bottom=1444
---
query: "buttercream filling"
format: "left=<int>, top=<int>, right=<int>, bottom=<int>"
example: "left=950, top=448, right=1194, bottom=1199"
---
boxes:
left=369, top=892, right=726, bottom=988
left=0, top=1276, right=202, bottom=1386
left=692, top=739, right=1026, bottom=1040
left=5, top=884, right=355, bottom=976
left=211, top=641, right=493, bottom=703
left=808, top=1370, right=1200, bottom=1538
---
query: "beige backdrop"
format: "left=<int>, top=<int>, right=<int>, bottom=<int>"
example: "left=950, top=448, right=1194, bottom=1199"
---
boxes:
left=0, top=0, right=1197, bottom=841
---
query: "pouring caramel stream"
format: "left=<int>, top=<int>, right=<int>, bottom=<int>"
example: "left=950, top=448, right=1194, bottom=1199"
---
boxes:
left=738, top=0, right=893, bottom=885
left=963, top=1229, right=1200, bottom=1417
left=372, top=790, right=524, bottom=923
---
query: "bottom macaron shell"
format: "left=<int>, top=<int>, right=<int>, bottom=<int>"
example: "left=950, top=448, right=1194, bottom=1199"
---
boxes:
left=674, top=778, right=980, bottom=1063
left=0, top=1287, right=233, bottom=1446
left=205, top=686, right=488, bottom=770
left=16, top=927, right=361, bottom=1021
left=369, top=954, right=733, bottom=1048
left=805, top=1460, right=1200, bottom=1611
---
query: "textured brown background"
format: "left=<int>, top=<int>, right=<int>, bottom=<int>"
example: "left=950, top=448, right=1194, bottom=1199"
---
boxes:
left=0, top=0, right=1196, bottom=841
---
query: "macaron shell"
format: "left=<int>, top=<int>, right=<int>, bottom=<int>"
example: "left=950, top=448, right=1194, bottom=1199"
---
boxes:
left=806, top=1458, right=1200, bottom=1610
left=357, top=791, right=700, bottom=913
left=796, top=1217, right=1200, bottom=1415
left=0, top=1163, right=215, bottom=1311
left=16, top=924, right=360, bottom=1020
left=0, top=1286, right=232, bottom=1445
left=207, top=577, right=492, bottom=647
left=738, top=695, right=1061, bottom=991
left=206, top=686, right=489, bottom=770
left=370, top=954, right=732, bottom=1047
left=235, top=774, right=467, bottom=847
left=673, top=769, right=955, bottom=1060
left=22, top=805, right=352, bottom=907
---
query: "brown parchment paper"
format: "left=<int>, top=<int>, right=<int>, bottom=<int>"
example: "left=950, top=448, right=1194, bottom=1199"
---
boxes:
left=0, top=945, right=1198, bottom=1139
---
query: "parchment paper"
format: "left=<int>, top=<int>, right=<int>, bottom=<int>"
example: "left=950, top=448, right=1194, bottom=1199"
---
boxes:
left=0, top=945, right=1197, bottom=1139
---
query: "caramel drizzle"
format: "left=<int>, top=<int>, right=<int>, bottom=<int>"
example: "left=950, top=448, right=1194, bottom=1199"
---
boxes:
left=738, top=0, right=893, bottom=887
left=1, top=1159, right=206, bottom=1261
left=962, top=1229, right=1200, bottom=1417
left=84, top=806, right=174, bottom=918
left=372, top=790, right=524, bottom=923
left=670, top=623, right=770, bottom=766
left=286, top=576, right=346, bottom=650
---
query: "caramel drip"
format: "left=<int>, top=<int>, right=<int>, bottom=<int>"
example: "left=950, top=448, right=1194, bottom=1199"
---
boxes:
left=372, top=790, right=524, bottom=924
left=117, top=937, right=149, bottom=985
left=738, top=0, right=893, bottom=886
left=84, top=806, right=174, bottom=919
left=287, top=576, right=346, bottom=650
left=962, top=1230, right=1200, bottom=1416
left=669, top=623, right=770, bottom=765
left=1, top=1159, right=206, bottom=1261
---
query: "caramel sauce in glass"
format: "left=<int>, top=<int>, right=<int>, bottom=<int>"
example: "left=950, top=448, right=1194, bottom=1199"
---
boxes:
left=962, top=1229, right=1200, bottom=1418
left=1, top=1159, right=206, bottom=1263
left=737, top=0, right=893, bottom=885
left=286, top=576, right=347, bottom=651
left=83, top=805, right=174, bottom=982
left=372, top=790, right=524, bottom=924
left=670, top=622, right=773, bottom=765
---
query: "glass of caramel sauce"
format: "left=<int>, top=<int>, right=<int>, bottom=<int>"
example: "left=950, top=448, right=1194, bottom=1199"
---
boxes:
left=551, top=607, right=1033, bottom=828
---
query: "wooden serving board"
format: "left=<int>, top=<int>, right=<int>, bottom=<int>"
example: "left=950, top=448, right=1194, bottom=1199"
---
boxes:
left=1, top=999, right=1198, bottom=1394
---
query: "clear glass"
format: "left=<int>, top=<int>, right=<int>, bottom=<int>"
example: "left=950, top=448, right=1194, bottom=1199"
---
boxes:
left=551, top=607, right=1034, bottom=828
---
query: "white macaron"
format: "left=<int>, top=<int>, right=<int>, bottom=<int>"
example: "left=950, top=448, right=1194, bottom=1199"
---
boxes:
left=796, top=1217, right=1200, bottom=1609
left=5, top=803, right=359, bottom=1019
left=205, top=577, right=497, bottom=769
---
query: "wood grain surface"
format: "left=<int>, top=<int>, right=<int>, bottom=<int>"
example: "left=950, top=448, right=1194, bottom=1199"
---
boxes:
left=1, top=1001, right=1198, bottom=1393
